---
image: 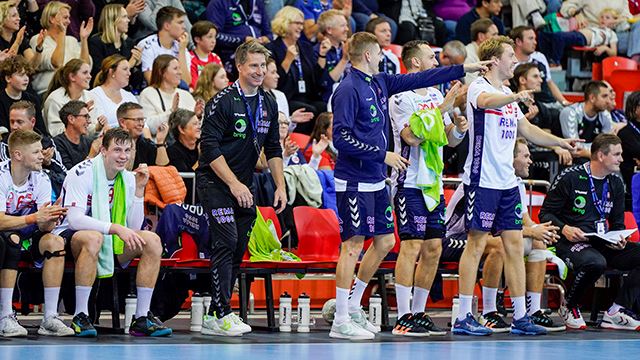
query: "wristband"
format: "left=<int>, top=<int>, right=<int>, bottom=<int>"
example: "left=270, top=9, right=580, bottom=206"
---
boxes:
left=318, top=54, right=326, bottom=58
left=157, top=143, right=166, bottom=147
left=26, top=214, right=37, bottom=225
left=452, top=127, right=466, bottom=139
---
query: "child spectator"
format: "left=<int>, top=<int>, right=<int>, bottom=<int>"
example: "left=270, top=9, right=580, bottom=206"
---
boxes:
left=189, top=20, right=222, bottom=89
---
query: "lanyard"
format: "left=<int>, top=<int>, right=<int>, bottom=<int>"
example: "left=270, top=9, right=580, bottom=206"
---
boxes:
left=234, top=81, right=262, bottom=154
left=382, top=55, right=388, bottom=73
left=584, top=163, right=609, bottom=219
left=627, top=121, right=640, bottom=136
left=295, top=57, right=304, bottom=80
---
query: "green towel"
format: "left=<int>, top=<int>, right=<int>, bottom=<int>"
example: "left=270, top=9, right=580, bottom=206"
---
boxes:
left=409, top=109, right=448, bottom=211
left=249, top=209, right=300, bottom=263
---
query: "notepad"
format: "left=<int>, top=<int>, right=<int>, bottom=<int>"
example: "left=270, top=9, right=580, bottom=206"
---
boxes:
left=584, top=229, right=637, bottom=243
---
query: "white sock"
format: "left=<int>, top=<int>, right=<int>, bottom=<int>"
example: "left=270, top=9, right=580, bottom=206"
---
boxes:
left=44, top=287, right=60, bottom=318
left=135, top=287, right=154, bottom=318
left=411, top=287, right=429, bottom=314
left=482, top=287, right=498, bottom=315
left=0, top=288, right=14, bottom=317
left=395, top=284, right=412, bottom=319
left=348, top=278, right=367, bottom=313
left=512, top=296, right=527, bottom=320
left=74, top=286, right=92, bottom=316
left=608, top=302, right=623, bottom=316
left=457, top=294, right=473, bottom=321
left=335, top=287, right=350, bottom=324
left=526, top=291, right=541, bottom=315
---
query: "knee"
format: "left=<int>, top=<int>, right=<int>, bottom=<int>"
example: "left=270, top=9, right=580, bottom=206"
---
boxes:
left=584, top=258, right=607, bottom=275
left=141, top=231, right=162, bottom=258
left=420, top=241, right=442, bottom=262
left=77, top=232, right=104, bottom=258
left=485, top=240, right=506, bottom=261
left=400, top=240, right=422, bottom=258
left=40, top=234, right=64, bottom=252
left=341, top=239, right=364, bottom=258
left=375, top=236, right=396, bottom=254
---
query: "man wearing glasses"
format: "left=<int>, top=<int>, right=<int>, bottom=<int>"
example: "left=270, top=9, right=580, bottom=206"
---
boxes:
left=116, top=102, right=170, bottom=169
left=53, top=100, right=103, bottom=170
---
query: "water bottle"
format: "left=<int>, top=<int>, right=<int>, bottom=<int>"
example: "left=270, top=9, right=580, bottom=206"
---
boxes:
left=451, top=297, right=460, bottom=327
left=296, top=293, right=311, bottom=333
left=124, top=294, right=136, bottom=334
left=202, top=292, right=212, bottom=315
left=190, top=293, right=204, bottom=332
left=369, top=294, right=382, bottom=331
left=279, top=292, right=292, bottom=332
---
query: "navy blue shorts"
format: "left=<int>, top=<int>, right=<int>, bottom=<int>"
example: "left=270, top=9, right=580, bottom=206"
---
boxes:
left=394, top=188, right=445, bottom=240
left=464, top=185, right=523, bottom=235
left=336, top=187, right=394, bottom=241
left=440, top=235, right=467, bottom=262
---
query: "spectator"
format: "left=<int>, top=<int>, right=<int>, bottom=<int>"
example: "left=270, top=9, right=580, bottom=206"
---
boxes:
left=167, top=108, right=199, bottom=202
left=0, top=1, right=44, bottom=67
left=438, top=40, right=467, bottom=66
left=29, top=1, right=93, bottom=96
left=117, top=101, right=169, bottom=168
left=560, top=81, right=614, bottom=160
left=316, top=9, right=350, bottom=102
left=276, top=113, right=304, bottom=167
left=464, top=18, right=498, bottom=84
left=617, top=92, right=640, bottom=209
left=267, top=6, right=324, bottom=134
left=52, top=100, right=98, bottom=169
left=365, top=17, right=400, bottom=75
left=189, top=20, right=222, bottom=90
left=296, top=0, right=349, bottom=42
left=455, top=0, right=505, bottom=44
left=303, top=111, right=335, bottom=170
left=137, top=6, right=191, bottom=87
left=511, top=0, right=547, bottom=28
left=133, top=0, right=192, bottom=42
left=43, top=59, right=102, bottom=137
left=14, top=0, right=41, bottom=41
left=432, top=0, right=475, bottom=41
left=0, top=55, right=47, bottom=135
left=89, top=54, right=139, bottom=129
left=539, top=134, right=640, bottom=331
left=36, top=0, right=95, bottom=40
left=394, top=0, right=448, bottom=46
left=192, top=62, right=228, bottom=104
left=92, top=0, right=146, bottom=45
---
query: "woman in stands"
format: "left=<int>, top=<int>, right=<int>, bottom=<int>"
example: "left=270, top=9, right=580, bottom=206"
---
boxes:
left=192, top=62, right=228, bottom=104
left=168, top=108, right=200, bottom=203
left=139, top=54, right=198, bottom=138
left=617, top=92, right=640, bottom=210
left=304, top=111, right=335, bottom=171
left=0, top=1, right=44, bottom=67
left=89, top=54, right=139, bottom=129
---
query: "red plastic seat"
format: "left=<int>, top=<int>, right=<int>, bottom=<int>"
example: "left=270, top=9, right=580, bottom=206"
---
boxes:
left=293, top=206, right=341, bottom=261
left=624, top=211, right=640, bottom=243
left=257, top=206, right=282, bottom=238
left=602, top=56, right=638, bottom=82
left=288, top=133, right=310, bottom=149
left=384, top=44, right=406, bottom=74
left=606, top=69, right=640, bottom=110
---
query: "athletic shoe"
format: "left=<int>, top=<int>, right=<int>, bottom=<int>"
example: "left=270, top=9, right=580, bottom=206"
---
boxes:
left=201, top=313, right=244, bottom=337
left=350, top=309, right=380, bottom=333
left=38, top=314, right=74, bottom=336
left=129, top=311, right=173, bottom=337
left=227, top=313, right=252, bottom=334
left=452, top=312, right=493, bottom=336
left=329, top=318, right=375, bottom=340
left=530, top=310, right=566, bottom=332
left=511, top=314, right=547, bottom=335
left=0, top=313, right=28, bottom=337
left=479, top=311, right=510, bottom=333
left=413, top=312, right=447, bottom=336
left=391, top=313, right=428, bottom=337
left=558, top=305, right=587, bottom=330
left=71, top=312, right=97, bottom=337
left=601, top=308, right=640, bottom=331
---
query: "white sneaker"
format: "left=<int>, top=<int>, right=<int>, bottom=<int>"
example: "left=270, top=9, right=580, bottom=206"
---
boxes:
left=38, top=314, right=75, bottom=336
left=227, top=313, right=252, bottom=334
left=531, top=11, right=546, bottom=28
left=0, top=313, right=28, bottom=337
left=558, top=305, right=587, bottom=330
left=601, top=308, right=640, bottom=331
left=201, top=313, right=244, bottom=336
left=329, top=319, right=375, bottom=340
left=350, top=309, right=380, bottom=333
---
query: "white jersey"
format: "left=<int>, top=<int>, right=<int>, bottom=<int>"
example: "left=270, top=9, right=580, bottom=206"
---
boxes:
left=138, top=34, right=192, bottom=75
left=462, top=77, right=524, bottom=189
left=389, top=88, right=452, bottom=192
left=0, top=160, right=51, bottom=216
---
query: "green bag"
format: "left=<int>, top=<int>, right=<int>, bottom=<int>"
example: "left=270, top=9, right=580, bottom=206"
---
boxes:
left=249, top=209, right=301, bottom=263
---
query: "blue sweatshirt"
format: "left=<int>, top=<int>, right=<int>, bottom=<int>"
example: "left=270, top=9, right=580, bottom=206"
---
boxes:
left=206, top=0, right=272, bottom=56
left=331, top=65, right=465, bottom=184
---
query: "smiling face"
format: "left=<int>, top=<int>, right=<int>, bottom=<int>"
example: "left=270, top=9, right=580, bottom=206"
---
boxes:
left=237, top=52, right=267, bottom=89
left=162, top=59, right=182, bottom=88
left=513, top=141, right=532, bottom=178
left=3, top=6, right=20, bottom=32
left=70, top=63, right=92, bottom=90
left=9, top=108, right=35, bottom=132
left=15, top=141, right=44, bottom=171
left=286, top=14, right=304, bottom=41
left=416, top=45, right=439, bottom=71
left=69, top=106, right=91, bottom=135
left=116, top=7, right=130, bottom=34
left=326, top=14, right=349, bottom=43
left=119, top=108, right=145, bottom=138
left=101, top=138, right=132, bottom=173
left=180, top=115, right=201, bottom=142
left=496, top=43, right=518, bottom=80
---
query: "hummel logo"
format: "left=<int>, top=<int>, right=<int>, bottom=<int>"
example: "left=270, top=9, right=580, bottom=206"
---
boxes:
left=349, top=197, right=357, bottom=206
left=617, top=318, right=630, bottom=326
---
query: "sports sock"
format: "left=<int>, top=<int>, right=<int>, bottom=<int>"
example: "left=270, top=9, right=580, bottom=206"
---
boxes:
left=457, top=294, right=473, bottom=321
left=44, top=287, right=60, bottom=318
left=482, top=287, right=498, bottom=315
left=395, top=284, right=412, bottom=319
left=411, top=287, right=429, bottom=314
left=348, top=277, right=367, bottom=313
left=512, top=296, right=527, bottom=320
left=608, top=303, right=623, bottom=316
left=0, top=288, right=13, bottom=317
left=526, top=291, right=541, bottom=315
left=74, top=286, right=92, bottom=316
left=135, top=287, right=154, bottom=318
left=334, top=287, right=350, bottom=324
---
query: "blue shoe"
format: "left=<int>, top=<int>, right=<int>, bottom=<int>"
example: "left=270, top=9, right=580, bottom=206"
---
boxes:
left=452, top=313, right=493, bottom=336
left=129, top=311, right=173, bottom=337
left=71, top=312, right=97, bottom=337
left=511, top=314, right=548, bottom=335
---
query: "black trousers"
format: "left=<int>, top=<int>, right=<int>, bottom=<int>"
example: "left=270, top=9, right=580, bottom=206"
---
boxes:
left=197, top=180, right=256, bottom=317
left=557, top=240, right=640, bottom=309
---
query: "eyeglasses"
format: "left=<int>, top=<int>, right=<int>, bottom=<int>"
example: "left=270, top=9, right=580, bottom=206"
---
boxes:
left=74, top=113, right=90, bottom=119
left=122, top=117, right=146, bottom=123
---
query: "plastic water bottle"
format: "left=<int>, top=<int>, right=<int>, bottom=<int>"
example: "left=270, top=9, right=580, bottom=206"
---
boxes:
left=190, top=293, right=204, bottom=332
left=369, top=294, right=382, bottom=330
left=296, top=293, right=311, bottom=332
left=279, top=292, right=292, bottom=332
left=451, top=297, right=460, bottom=326
left=124, top=294, right=136, bottom=334
left=202, top=292, right=212, bottom=315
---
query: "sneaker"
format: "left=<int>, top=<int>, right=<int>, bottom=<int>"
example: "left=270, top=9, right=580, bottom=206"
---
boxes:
left=329, top=318, right=375, bottom=340
left=350, top=309, right=380, bottom=333
left=531, top=11, right=546, bottom=29
left=558, top=305, right=587, bottom=330
left=38, top=315, right=74, bottom=336
left=413, top=312, right=447, bottom=336
left=479, top=311, right=510, bottom=333
left=71, top=312, right=97, bottom=337
left=391, top=313, right=428, bottom=337
left=511, top=314, right=547, bottom=335
left=0, top=313, right=28, bottom=337
left=601, top=308, right=640, bottom=331
left=530, top=310, right=566, bottom=332
left=129, top=311, right=172, bottom=337
left=201, top=313, right=244, bottom=337
left=452, top=313, right=493, bottom=336
left=227, top=313, right=252, bottom=334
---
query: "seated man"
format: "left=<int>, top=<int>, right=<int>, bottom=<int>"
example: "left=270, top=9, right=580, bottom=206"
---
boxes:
left=365, top=17, right=400, bottom=75
left=0, top=55, right=47, bottom=135
left=54, top=128, right=171, bottom=337
left=464, top=18, right=499, bottom=84
left=540, top=134, right=640, bottom=331
left=0, top=130, right=70, bottom=337
left=455, top=0, right=505, bottom=44
left=53, top=100, right=100, bottom=170
left=117, top=102, right=169, bottom=169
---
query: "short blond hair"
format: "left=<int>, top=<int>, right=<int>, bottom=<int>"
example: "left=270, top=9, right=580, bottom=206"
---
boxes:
left=0, top=2, right=16, bottom=27
left=318, top=9, right=346, bottom=34
left=600, top=8, right=620, bottom=18
left=270, top=6, right=304, bottom=38
left=348, top=32, right=379, bottom=64
left=478, top=35, right=514, bottom=62
left=8, top=129, right=42, bottom=155
left=234, top=39, right=271, bottom=66
left=41, top=1, right=71, bottom=29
